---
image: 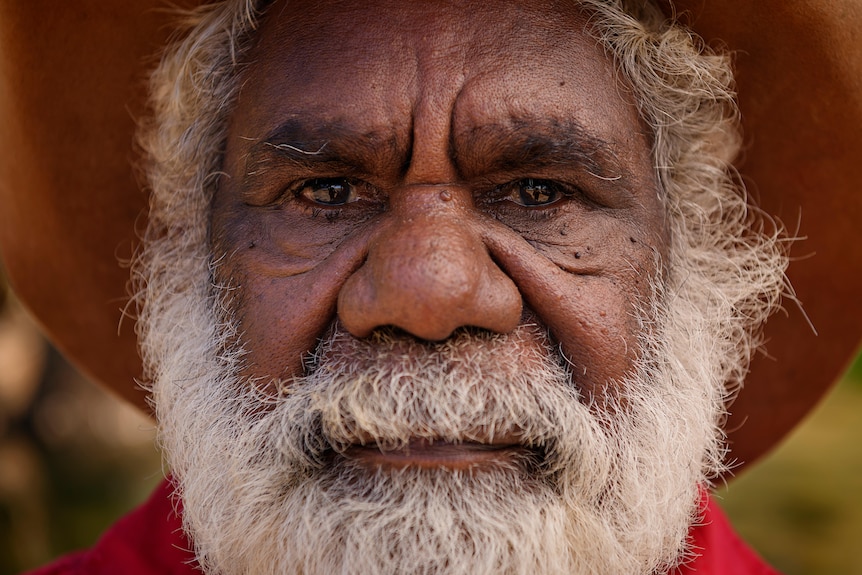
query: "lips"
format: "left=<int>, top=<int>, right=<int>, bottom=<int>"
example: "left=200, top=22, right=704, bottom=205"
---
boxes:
left=342, top=438, right=537, bottom=472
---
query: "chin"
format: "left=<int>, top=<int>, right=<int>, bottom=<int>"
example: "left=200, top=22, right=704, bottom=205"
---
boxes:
left=151, top=306, right=722, bottom=575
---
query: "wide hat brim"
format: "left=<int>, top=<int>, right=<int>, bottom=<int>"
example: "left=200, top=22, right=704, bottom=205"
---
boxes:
left=0, top=0, right=859, bottom=474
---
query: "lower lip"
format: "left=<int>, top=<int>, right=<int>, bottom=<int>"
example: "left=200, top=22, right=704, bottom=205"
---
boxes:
left=343, top=441, right=531, bottom=472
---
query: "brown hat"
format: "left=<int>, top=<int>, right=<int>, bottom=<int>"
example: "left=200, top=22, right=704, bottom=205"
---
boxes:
left=0, top=0, right=859, bottom=473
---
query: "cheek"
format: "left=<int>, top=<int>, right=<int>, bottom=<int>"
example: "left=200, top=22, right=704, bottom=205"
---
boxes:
left=482, top=215, right=661, bottom=393
left=241, top=278, right=326, bottom=381
left=212, top=207, right=371, bottom=381
left=551, top=276, right=649, bottom=394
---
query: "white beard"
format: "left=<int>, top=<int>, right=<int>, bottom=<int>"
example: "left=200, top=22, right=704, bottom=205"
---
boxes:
left=147, top=267, right=724, bottom=575
left=132, top=0, right=789, bottom=571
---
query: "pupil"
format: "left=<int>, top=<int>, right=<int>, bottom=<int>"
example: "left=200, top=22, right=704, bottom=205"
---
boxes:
left=326, top=183, right=343, bottom=202
left=520, top=179, right=554, bottom=205
left=306, top=178, right=351, bottom=205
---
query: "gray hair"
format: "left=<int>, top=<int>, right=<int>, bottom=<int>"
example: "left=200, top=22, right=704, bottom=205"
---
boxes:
left=135, top=0, right=787, bottom=474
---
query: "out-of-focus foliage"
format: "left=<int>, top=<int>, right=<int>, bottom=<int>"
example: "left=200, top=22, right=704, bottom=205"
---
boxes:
left=718, top=354, right=862, bottom=575
left=0, top=278, right=160, bottom=575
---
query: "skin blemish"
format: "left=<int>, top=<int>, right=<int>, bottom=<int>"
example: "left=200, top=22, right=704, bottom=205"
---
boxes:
left=574, top=252, right=581, bottom=259
left=440, top=190, right=453, bottom=202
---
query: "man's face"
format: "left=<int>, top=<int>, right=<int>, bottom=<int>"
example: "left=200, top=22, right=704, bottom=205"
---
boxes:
left=153, top=1, right=723, bottom=573
left=213, top=0, right=666, bottom=401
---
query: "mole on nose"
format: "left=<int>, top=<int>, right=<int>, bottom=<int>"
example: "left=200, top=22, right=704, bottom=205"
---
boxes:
left=337, top=186, right=522, bottom=340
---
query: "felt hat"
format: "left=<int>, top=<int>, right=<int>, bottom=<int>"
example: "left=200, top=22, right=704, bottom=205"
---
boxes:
left=0, top=0, right=859, bottom=473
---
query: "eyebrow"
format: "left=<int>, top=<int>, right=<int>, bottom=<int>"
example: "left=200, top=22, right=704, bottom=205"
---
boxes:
left=243, top=119, right=405, bottom=181
left=451, top=117, right=632, bottom=183
left=241, top=116, right=634, bottom=190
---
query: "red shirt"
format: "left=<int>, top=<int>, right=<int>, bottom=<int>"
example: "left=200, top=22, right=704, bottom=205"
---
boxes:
left=25, top=480, right=780, bottom=575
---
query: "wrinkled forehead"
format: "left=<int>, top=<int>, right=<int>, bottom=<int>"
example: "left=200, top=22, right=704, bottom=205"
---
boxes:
left=230, top=0, right=642, bottom=150
left=250, top=0, right=599, bottom=73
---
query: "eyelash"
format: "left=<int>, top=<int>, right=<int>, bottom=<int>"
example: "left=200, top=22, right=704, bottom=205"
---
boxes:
left=309, top=205, right=345, bottom=221
left=275, top=177, right=362, bottom=220
left=484, top=179, right=583, bottom=208
left=279, top=177, right=586, bottom=220
left=521, top=206, right=563, bottom=221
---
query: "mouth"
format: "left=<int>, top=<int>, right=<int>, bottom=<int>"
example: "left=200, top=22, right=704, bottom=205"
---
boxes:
left=342, top=438, right=538, bottom=472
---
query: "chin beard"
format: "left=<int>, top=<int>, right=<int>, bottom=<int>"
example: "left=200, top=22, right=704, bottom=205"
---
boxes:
left=147, top=272, right=725, bottom=575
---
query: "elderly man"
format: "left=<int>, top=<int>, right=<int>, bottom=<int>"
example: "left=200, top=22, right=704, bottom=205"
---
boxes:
left=1, top=0, right=860, bottom=574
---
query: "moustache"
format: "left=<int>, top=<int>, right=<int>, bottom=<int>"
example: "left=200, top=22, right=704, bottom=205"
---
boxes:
left=239, top=321, right=613, bottom=484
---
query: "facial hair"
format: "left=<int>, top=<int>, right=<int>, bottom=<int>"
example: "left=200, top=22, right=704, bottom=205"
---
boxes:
left=149, top=271, right=724, bottom=575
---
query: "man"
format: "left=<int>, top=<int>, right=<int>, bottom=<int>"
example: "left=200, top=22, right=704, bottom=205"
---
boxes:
left=1, top=0, right=860, bottom=574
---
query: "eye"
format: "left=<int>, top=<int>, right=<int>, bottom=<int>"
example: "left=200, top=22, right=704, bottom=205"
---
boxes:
left=298, top=178, right=358, bottom=206
left=506, top=178, right=564, bottom=207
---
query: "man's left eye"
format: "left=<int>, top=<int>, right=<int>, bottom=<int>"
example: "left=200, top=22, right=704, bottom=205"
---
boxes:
left=507, top=179, right=564, bottom=207
left=299, top=178, right=358, bottom=205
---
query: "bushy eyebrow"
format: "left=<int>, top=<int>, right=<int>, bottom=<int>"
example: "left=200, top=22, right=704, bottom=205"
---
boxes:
left=240, top=116, right=634, bottom=188
left=451, top=117, right=632, bottom=183
left=243, top=119, right=405, bottom=181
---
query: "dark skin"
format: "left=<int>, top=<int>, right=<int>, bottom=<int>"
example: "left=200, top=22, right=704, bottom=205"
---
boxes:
left=211, top=0, right=667, bottom=468
left=1, top=0, right=859, bottom=472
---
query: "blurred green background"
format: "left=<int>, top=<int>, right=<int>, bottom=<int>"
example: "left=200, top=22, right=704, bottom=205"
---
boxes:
left=715, top=354, right=862, bottom=575
left=0, top=269, right=860, bottom=574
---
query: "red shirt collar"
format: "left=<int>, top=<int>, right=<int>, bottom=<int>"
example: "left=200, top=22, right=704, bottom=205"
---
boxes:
left=27, top=479, right=780, bottom=575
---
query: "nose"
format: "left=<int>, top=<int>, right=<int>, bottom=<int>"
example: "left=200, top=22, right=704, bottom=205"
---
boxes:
left=337, top=186, right=522, bottom=340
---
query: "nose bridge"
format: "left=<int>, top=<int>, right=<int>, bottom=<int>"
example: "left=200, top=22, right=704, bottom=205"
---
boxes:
left=337, top=185, right=522, bottom=340
left=382, top=186, right=483, bottom=317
